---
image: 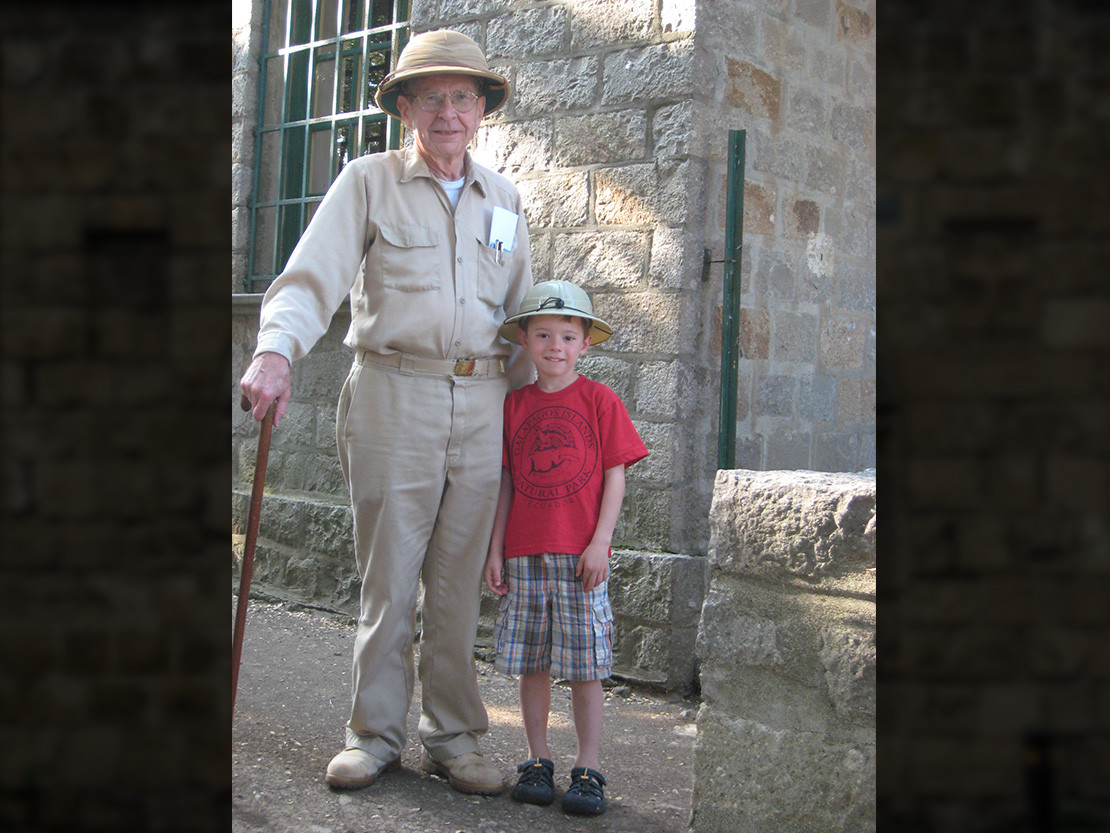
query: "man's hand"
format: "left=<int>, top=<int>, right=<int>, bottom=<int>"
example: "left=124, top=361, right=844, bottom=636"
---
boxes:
left=240, top=352, right=292, bottom=426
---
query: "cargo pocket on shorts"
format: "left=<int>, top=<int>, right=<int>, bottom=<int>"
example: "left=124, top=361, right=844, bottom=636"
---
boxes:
left=494, top=591, right=512, bottom=660
left=590, top=585, right=614, bottom=671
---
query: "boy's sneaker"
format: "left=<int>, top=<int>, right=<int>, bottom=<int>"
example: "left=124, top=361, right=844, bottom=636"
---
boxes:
left=510, top=757, right=555, bottom=806
left=561, top=767, right=606, bottom=815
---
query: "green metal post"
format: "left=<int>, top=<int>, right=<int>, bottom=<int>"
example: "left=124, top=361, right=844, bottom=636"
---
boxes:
left=717, top=129, right=746, bottom=470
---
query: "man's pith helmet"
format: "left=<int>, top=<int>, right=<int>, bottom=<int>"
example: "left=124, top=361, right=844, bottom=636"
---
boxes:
left=374, top=30, right=509, bottom=119
left=499, top=280, right=613, bottom=345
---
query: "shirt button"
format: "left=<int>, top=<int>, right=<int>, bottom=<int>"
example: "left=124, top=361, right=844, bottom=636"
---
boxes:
left=460, top=298, right=466, bottom=304
left=455, top=340, right=461, bottom=346
left=456, top=256, right=463, bottom=263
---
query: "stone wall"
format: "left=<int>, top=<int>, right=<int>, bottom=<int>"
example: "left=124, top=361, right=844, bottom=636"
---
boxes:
left=695, top=0, right=876, bottom=485
left=692, top=468, right=876, bottom=833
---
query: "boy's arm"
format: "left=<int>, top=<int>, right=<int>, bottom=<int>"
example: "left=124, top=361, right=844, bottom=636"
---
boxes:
left=484, top=468, right=514, bottom=596
left=576, top=464, right=627, bottom=593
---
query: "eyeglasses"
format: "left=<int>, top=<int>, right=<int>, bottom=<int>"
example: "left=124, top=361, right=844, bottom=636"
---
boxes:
left=406, top=89, right=482, bottom=114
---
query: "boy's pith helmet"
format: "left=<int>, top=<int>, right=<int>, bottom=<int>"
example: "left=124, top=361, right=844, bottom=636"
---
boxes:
left=499, top=280, right=612, bottom=345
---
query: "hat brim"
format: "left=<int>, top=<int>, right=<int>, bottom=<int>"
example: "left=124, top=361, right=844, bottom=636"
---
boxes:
left=375, top=67, right=508, bottom=119
left=498, top=310, right=613, bottom=346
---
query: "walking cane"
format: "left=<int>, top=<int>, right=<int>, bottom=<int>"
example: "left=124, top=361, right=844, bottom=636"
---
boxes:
left=233, top=395, right=275, bottom=714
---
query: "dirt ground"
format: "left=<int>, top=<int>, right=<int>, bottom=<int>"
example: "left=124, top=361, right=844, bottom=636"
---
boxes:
left=232, top=598, right=700, bottom=833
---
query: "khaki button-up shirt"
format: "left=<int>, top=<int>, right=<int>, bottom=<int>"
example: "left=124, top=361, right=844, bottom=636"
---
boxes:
left=255, top=147, right=533, bottom=383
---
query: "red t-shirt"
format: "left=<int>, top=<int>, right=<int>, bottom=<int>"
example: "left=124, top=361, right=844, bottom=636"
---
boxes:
left=502, top=376, right=649, bottom=560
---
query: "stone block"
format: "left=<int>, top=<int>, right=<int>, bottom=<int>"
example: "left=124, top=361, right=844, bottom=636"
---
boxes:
left=693, top=712, right=874, bottom=833
left=648, top=223, right=697, bottom=290
left=724, top=58, right=781, bottom=122
left=738, top=307, right=770, bottom=360
left=518, top=172, right=589, bottom=229
left=259, top=494, right=306, bottom=549
left=785, top=197, right=820, bottom=238
left=578, top=355, right=633, bottom=401
left=772, top=311, right=818, bottom=363
left=820, top=315, right=866, bottom=371
left=625, top=485, right=672, bottom=551
left=595, top=160, right=694, bottom=226
left=553, top=230, right=649, bottom=289
left=570, top=0, right=654, bottom=48
left=653, top=101, right=693, bottom=158
left=786, top=85, right=826, bottom=135
left=661, top=0, right=695, bottom=33
left=632, top=421, right=673, bottom=483
left=694, top=468, right=875, bottom=832
left=634, top=361, right=677, bottom=418
left=514, top=56, right=599, bottom=116
left=835, top=0, right=874, bottom=48
left=744, top=181, right=776, bottom=237
left=708, top=469, right=876, bottom=590
left=755, top=374, right=794, bottom=417
left=291, top=349, right=351, bottom=401
left=805, top=144, right=846, bottom=193
left=800, top=375, right=837, bottom=423
left=475, top=119, right=552, bottom=175
left=435, top=0, right=501, bottom=19
left=837, top=378, right=875, bottom=425
left=794, top=0, right=831, bottom=29
left=602, top=41, right=695, bottom=105
left=764, top=430, right=811, bottom=470
left=486, top=6, right=568, bottom=58
left=609, top=550, right=708, bottom=691
left=592, top=290, right=682, bottom=354
left=304, top=501, right=353, bottom=558
left=832, top=101, right=875, bottom=156
left=554, top=110, right=647, bottom=167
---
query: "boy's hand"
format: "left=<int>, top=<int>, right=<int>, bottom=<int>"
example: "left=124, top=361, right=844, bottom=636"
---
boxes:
left=484, top=550, right=508, bottom=596
left=576, top=542, right=609, bottom=593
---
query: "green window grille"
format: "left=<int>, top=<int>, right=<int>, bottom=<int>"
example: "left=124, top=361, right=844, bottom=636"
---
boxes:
left=246, top=0, right=410, bottom=292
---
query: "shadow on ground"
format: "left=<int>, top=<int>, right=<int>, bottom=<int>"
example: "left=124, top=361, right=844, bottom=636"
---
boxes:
left=233, top=599, right=699, bottom=833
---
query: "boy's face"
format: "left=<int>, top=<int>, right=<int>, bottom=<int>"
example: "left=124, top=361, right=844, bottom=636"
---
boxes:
left=518, top=314, right=592, bottom=384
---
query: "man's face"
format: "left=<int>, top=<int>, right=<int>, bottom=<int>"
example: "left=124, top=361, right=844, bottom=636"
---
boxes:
left=396, top=74, right=485, bottom=167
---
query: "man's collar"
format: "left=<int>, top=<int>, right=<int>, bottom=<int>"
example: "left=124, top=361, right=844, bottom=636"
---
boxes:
left=399, top=146, right=487, bottom=196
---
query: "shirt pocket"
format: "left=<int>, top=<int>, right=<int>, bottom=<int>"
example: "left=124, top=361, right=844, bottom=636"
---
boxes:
left=376, top=223, right=441, bottom=292
left=474, top=235, right=512, bottom=308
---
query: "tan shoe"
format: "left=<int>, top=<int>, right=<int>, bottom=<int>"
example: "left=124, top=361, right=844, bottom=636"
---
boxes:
left=325, top=747, right=401, bottom=789
left=420, top=751, right=504, bottom=795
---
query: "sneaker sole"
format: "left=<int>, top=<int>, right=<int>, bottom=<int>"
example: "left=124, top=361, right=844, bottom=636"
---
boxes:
left=420, top=755, right=504, bottom=796
left=511, top=788, right=554, bottom=806
left=325, top=755, right=401, bottom=789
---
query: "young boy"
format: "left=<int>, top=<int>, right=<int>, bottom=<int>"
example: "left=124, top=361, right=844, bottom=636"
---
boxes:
left=484, top=280, right=648, bottom=815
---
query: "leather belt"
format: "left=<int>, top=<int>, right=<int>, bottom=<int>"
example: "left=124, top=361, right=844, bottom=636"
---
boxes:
left=356, top=348, right=506, bottom=378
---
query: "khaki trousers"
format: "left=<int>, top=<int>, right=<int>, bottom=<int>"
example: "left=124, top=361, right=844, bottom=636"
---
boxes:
left=335, top=355, right=508, bottom=764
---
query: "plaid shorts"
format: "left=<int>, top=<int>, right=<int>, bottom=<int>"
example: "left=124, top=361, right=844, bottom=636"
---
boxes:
left=493, top=553, right=613, bottom=681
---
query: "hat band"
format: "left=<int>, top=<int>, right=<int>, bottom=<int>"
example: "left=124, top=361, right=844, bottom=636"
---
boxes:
left=536, top=297, right=593, bottom=316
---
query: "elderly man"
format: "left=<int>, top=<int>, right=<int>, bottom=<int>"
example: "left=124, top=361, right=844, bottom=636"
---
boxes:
left=240, top=30, right=533, bottom=794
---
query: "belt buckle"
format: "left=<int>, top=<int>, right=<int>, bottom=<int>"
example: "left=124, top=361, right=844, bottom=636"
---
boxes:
left=453, top=359, right=477, bottom=377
